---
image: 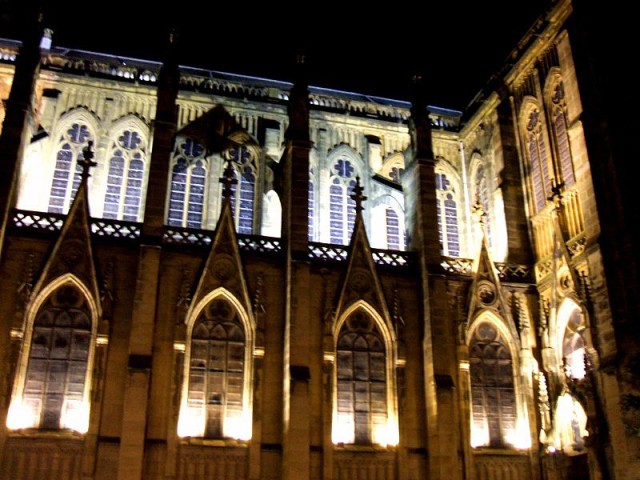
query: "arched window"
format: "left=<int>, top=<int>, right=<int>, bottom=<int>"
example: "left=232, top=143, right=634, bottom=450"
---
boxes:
left=226, top=145, right=257, bottom=235
left=329, top=159, right=357, bottom=245
left=168, top=138, right=207, bottom=228
left=180, top=298, right=249, bottom=440
left=436, top=172, right=460, bottom=256
left=469, top=322, right=517, bottom=448
left=525, top=108, right=553, bottom=212
left=48, top=122, right=93, bottom=213
left=103, top=129, right=146, bottom=221
left=308, top=177, right=315, bottom=241
left=551, top=83, right=575, bottom=187
left=335, top=311, right=387, bottom=445
left=385, top=208, right=401, bottom=250
left=8, top=284, right=93, bottom=432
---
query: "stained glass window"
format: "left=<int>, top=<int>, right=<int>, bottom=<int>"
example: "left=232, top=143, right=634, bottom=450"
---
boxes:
left=186, top=299, right=245, bottom=438
left=308, top=179, right=315, bottom=241
left=22, top=286, right=92, bottom=430
left=526, top=109, right=553, bottom=212
left=469, top=322, right=516, bottom=448
left=385, top=208, right=400, bottom=250
left=48, top=122, right=93, bottom=214
left=329, top=159, right=357, bottom=245
left=168, top=138, right=207, bottom=228
left=103, top=129, right=146, bottom=221
left=435, top=172, right=460, bottom=256
left=336, top=311, right=387, bottom=445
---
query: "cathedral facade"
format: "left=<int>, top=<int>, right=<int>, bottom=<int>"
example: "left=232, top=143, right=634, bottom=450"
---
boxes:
left=0, top=1, right=638, bottom=479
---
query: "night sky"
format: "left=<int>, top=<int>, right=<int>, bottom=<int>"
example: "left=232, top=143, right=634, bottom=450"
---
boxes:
left=3, top=1, right=548, bottom=110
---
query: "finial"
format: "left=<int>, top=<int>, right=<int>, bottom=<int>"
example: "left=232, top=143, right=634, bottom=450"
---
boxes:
left=549, top=179, right=565, bottom=211
left=78, top=141, right=97, bottom=183
left=220, top=158, right=238, bottom=200
left=471, top=194, right=486, bottom=226
left=350, top=176, right=367, bottom=213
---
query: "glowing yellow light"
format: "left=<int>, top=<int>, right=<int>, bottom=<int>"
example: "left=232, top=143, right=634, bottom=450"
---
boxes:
left=177, top=405, right=204, bottom=438
left=6, top=399, right=38, bottom=430
left=61, top=399, right=90, bottom=433
left=470, top=420, right=489, bottom=448
left=224, top=411, right=252, bottom=441
left=565, top=348, right=586, bottom=379
left=372, top=417, right=399, bottom=447
left=504, top=418, right=531, bottom=450
left=332, top=413, right=354, bottom=445
left=555, top=393, right=588, bottom=454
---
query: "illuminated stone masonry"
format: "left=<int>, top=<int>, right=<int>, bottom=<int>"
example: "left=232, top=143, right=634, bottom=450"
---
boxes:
left=0, top=1, right=637, bottom=479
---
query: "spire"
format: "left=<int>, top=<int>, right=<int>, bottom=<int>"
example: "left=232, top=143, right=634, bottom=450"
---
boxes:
left=350, top=176, right=367, bottom=214
left=285, top=50, right=310, bottom=142
left=408, top=74, right=434, bottom=161
left=219, top=158, right=238, bottom=201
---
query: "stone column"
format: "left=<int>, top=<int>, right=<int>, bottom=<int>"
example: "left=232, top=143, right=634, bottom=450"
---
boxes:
left=0, top=13, right=42, bottom=261
left=401, top=77, right=460, bottom=479
left=115, top=32, right=179, bottom=480
left=281, top=56, right=313, bottom=480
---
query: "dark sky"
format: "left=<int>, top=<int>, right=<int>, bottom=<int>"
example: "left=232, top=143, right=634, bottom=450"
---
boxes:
left=3, top=1, right=547, bottom=110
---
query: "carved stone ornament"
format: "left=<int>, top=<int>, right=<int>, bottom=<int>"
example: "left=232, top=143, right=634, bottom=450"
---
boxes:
left=349, top=268, right=371, bottom=295
left=212, top=255, right=235, bottom=282
left=477, top=281, right=497, bottom=306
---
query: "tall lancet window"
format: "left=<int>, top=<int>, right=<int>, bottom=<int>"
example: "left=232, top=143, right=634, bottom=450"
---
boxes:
left=226, top=145, right=257, bottom=234
left=180, top=298, right=248, bottom=439
left=469, top=321, right=517, bottom=448
left=385, top=208, right=400, bottom=250
left=329, top=159, right=357, bottom=245
left=168, top=138, right=207, bottom=229
left=436, top=172, right=460, bottom=256
left=551, top=83, right=575, bottom=188
left=103, top=130, right=146, bottom=221
left=308, top=169, right=315, bottom=241
left=8, top=285, right=93, bottom=432
left=335, top=311, right=387, bottom=445
left=526, top=108, right=553, bottom=212
left=48, top=122, right=93, bottom=213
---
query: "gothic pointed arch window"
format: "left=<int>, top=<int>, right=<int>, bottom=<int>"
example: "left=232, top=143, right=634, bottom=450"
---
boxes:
left=435, top=171, right=461, bottom=257
left=308, top=167, right=316, bottom=241
left=225, top=144, right=257, bottom=235
left=103, top=129, right=147, bottom=221
left=551, top=83, right=575, bottom=188
left=329, top=158, right=357, bottom=245
left=7, top=284, right=95, bottom=433
left=333, top=310, right=393, bottom=446
left=524, top=107, right=553, bottom=213
left=469, top=320, right=517, bottom=448
left=168, top=138, right=207, bottom=229
left=178, top=297, right=252, bottom=440
left=48, top=122, right=94, bottom=213
left=384, top=207, right=401, bottom=250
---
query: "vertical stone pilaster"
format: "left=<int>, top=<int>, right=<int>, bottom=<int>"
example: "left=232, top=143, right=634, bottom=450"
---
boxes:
left=0, top=13, right=42, bottom=261
left=281, top=57, right=313, bottom=480
left=116, top=33, right=179, bottom=480
left=497, top=97, right=533, bottom=264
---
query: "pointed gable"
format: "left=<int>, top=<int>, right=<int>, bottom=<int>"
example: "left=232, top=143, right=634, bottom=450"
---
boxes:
left=31, top=180, right=101, bottom=314
left=333, top=206, right=392, bottom=337
left=187, top=199, right=254, bottom=331
left=466, top=237, right=518, bottom=340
